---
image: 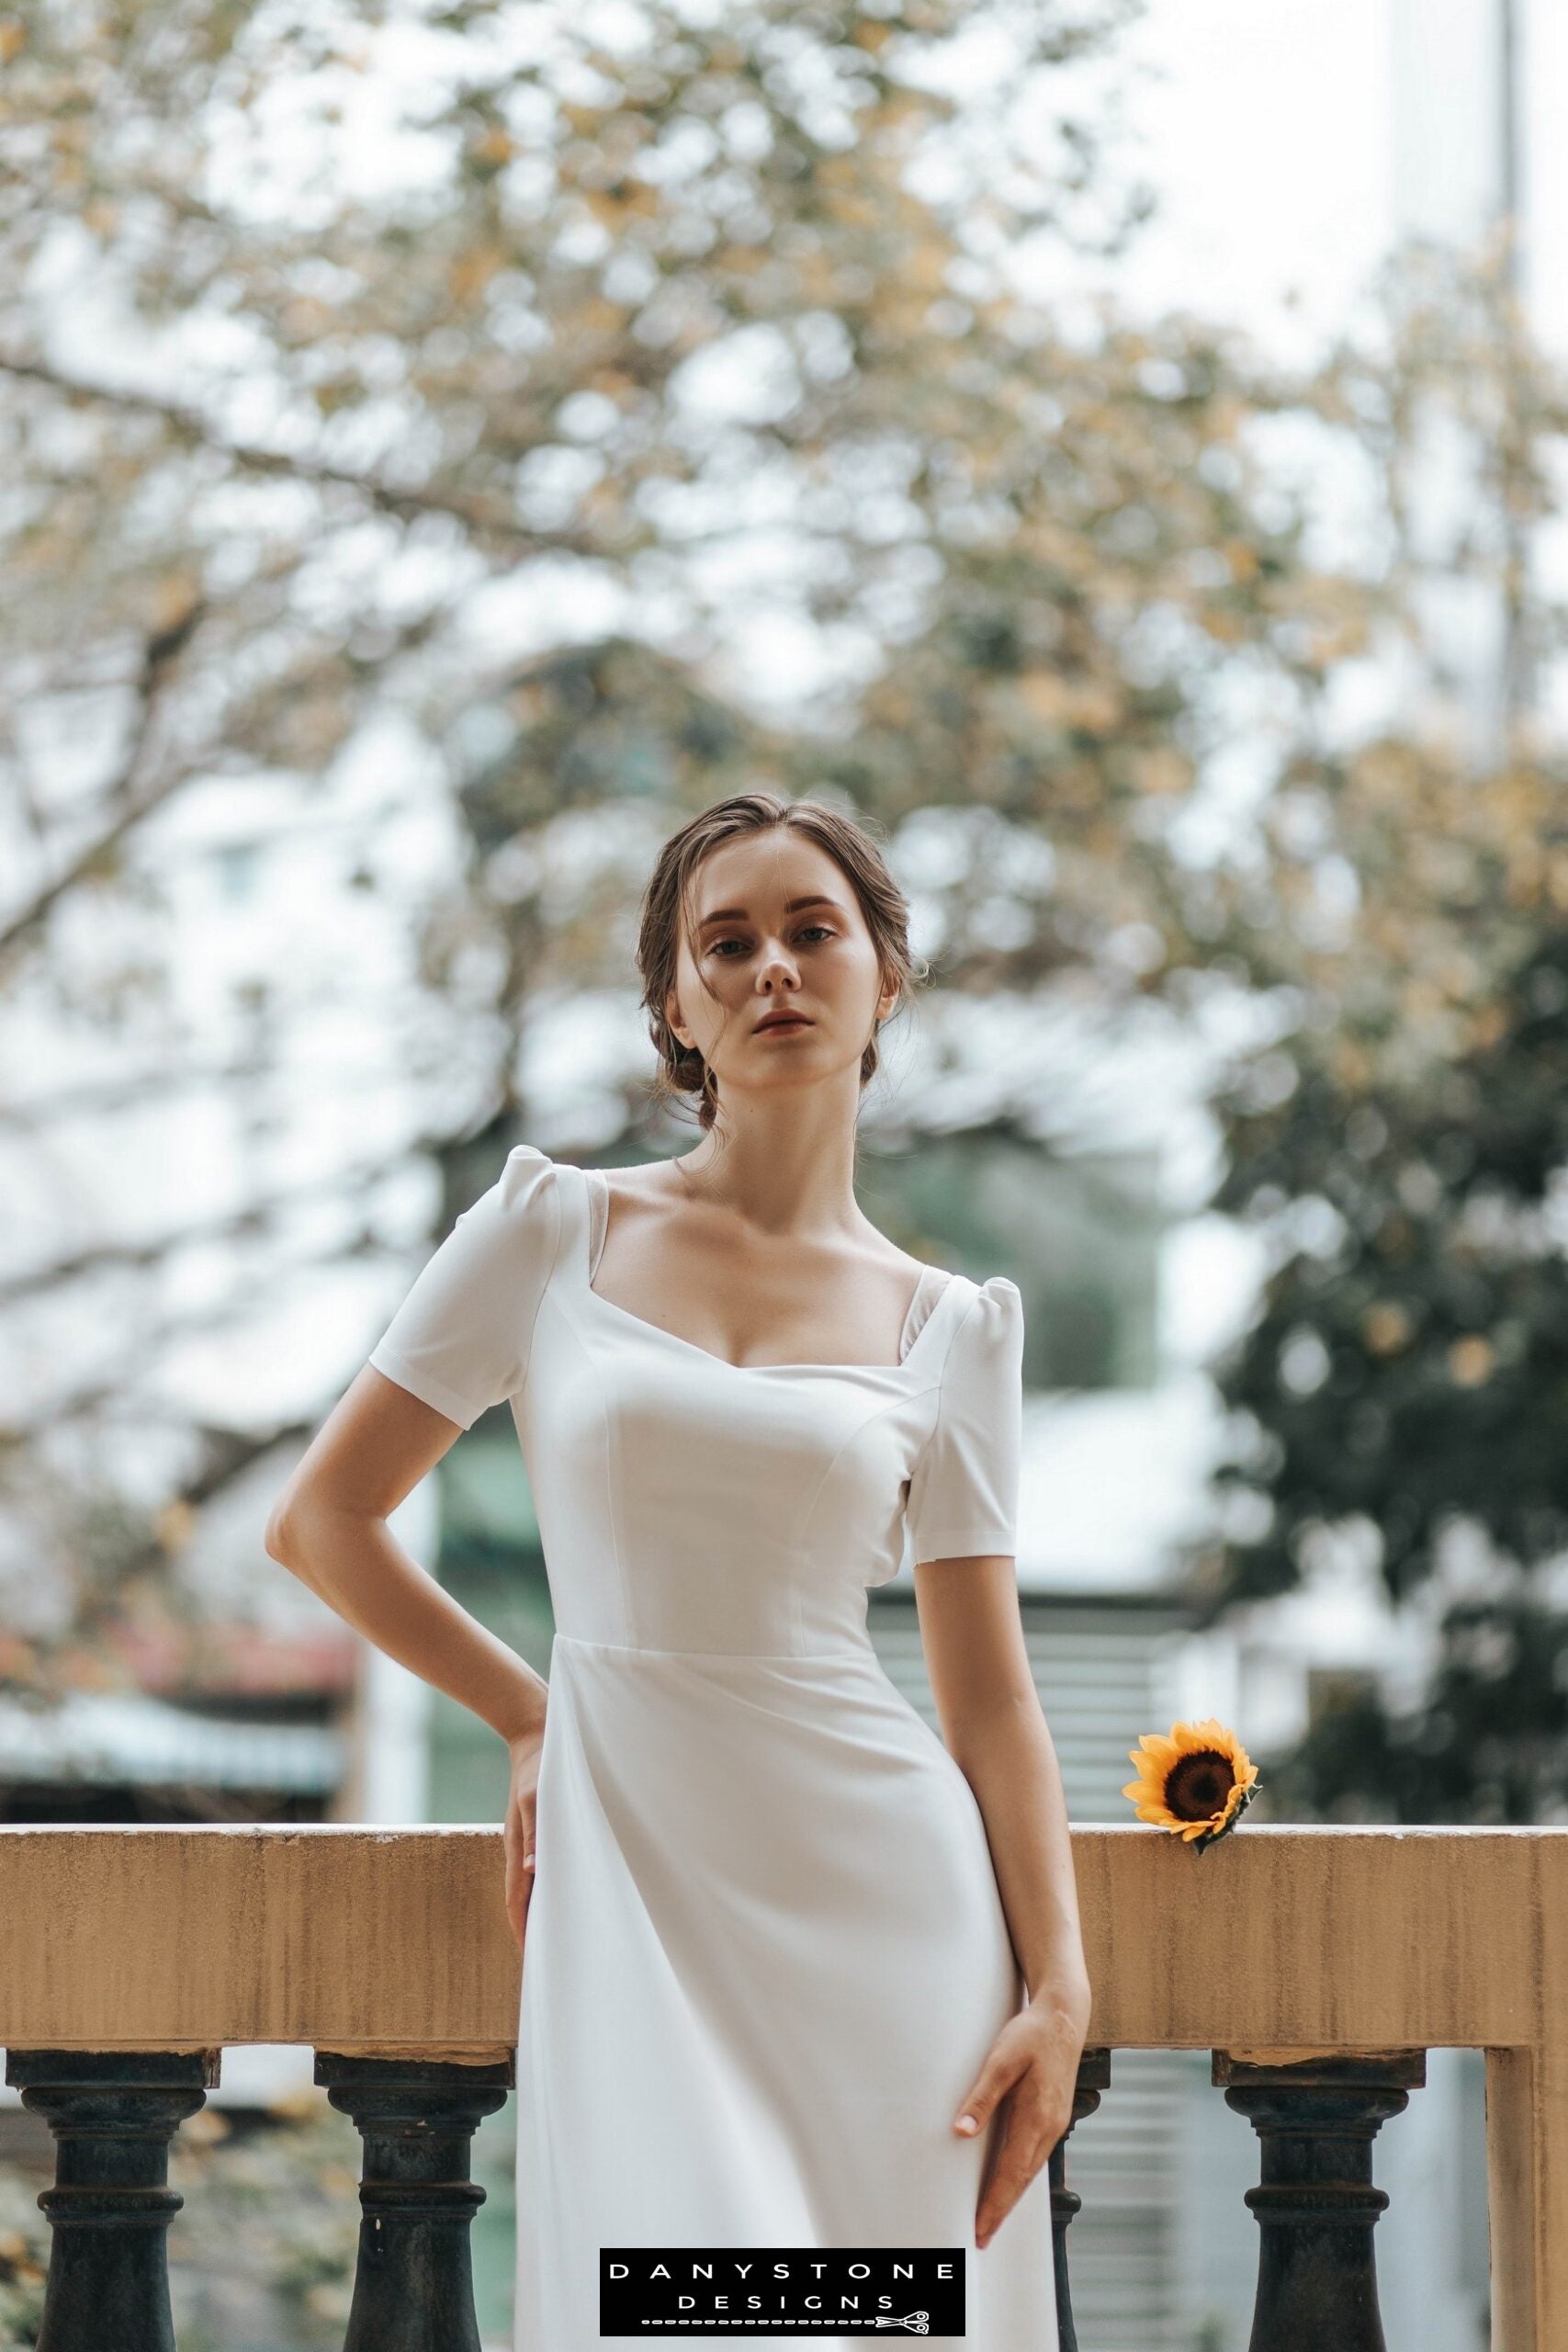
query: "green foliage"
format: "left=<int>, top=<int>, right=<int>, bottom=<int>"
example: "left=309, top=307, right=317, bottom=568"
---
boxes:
left=1207, top=930, right=1568, bottom=1615
left=1266, top=1592, right=1568, bottom=1826
left=1203, top=776, right=1568, bottom=1817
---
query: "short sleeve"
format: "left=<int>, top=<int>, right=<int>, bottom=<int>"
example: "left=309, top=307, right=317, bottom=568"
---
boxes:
left=905, top=1276, right=1024, bottom=1564
left=367, top=1145, right=561, bottom=1430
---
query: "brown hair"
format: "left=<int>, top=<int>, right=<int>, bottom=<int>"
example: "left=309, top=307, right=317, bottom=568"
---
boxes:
left=637, top=791, right=927, bottom=1133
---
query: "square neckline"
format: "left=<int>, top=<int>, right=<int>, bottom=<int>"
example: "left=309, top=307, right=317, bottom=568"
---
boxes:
left=573, top=1162, right=960, bottom=1377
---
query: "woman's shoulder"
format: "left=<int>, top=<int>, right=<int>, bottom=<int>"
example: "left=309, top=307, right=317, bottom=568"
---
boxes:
left=400, top=1141, right=570, bottom=1291
left=442, top=1141, right=566, bottom=1238
left=942, top=1268, right=1021, bottom=1314
left=492, top=1140, right=557, bottom=1190
left=365, top=1142, right=566, bottom=1428
left=939, top=1272, right=1024, bottom=1373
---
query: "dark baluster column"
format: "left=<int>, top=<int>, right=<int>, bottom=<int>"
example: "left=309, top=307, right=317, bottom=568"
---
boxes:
left=315, top=2050, right=513, bottom=2352
left=1049, top=2044, right=1111, bottom=2352
left=1213, top=2048, right=1427, bottom=2352
left=4, top=2046, right=220, bottom=2352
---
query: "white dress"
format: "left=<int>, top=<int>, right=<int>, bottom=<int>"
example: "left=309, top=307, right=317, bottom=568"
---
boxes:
left=368, top=1144, right=1058, bottom=2350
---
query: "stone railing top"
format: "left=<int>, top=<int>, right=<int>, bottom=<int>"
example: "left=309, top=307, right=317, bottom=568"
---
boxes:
left=0, top=1820, right=1564, bottom=2056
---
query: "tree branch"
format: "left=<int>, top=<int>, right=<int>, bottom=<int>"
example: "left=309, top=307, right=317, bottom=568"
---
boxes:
left=0, top=351, right=624, bottom=560
left=0, top=1139, right=456, bottom=1306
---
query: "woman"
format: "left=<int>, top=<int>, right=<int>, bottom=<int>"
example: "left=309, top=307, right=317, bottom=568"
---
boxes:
left=266, top=790, right=1091, bottom=2349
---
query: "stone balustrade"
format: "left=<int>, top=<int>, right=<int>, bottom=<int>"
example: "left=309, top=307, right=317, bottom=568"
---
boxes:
left=0, top=1822, right=1559, bottom=2346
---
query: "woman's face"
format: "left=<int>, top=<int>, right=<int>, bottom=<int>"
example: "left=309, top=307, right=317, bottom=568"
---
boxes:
left=664, top=831, right=897, bottom=1103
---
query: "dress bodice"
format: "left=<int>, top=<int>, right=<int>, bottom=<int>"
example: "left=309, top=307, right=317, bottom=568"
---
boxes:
left=368, top=1146, right=1024, bottom=1660
left=581, top=1163, right=954, bottom=1364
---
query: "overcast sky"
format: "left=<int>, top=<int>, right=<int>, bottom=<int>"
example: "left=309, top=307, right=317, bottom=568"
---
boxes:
left=1035, top=0, right=1564, bottom=364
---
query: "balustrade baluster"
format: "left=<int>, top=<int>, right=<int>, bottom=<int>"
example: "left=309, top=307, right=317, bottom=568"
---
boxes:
left=1049, top=2043, right=1110, bottom=2352
left=1213, top=2047, right=1427, bottom=2352
left=315, top=2049, right=513, bottom=2352
left=4, top=2046, right=219, bottom=2352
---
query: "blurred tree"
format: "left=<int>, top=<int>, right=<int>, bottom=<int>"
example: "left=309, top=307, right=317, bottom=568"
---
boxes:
left=0, top=0, right=1422, bottom=1046
left=1189, top=250, right=1568, bottom=1820
left=1206, top=926, right=1568, bottom=1617
left=1201, top=909, right=1568, bottom=1823
left=4, top=0, right=1568, bottom=1750
left=0, top=0, right=1153, bottom=1685
left=0, top=0, right=1284, bottom=1683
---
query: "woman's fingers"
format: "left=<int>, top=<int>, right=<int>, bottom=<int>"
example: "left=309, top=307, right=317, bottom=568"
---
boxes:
left=501, top=1719, right=547, bottom=1953
left=952, top=2022, right=1030, bottom=2143
left=505, top=1844, right=534, bottom=1951
left=974, top=2091, right=1051, bottom=2246
left=956, top=2014, right=1076, bottom=2248
left=503, top=1792, right=539, bottom=1952
left=506, top=1852, right=533, bottom=1951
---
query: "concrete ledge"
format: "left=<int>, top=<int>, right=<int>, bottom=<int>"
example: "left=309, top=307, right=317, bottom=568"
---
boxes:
left=0, top=1819, right=1562, bottom=2051
left=0, top=1819, right=1562, bottom=2350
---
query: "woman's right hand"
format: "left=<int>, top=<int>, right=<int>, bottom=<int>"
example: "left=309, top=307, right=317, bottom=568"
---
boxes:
left=503, top=1719, right=547, bottom=1952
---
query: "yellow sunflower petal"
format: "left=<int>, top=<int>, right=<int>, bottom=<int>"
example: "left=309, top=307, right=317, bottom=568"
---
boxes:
left=1124, top=1719, right=1261, bottom=1840
left=1180, top=1718, right=1227, bottom=1754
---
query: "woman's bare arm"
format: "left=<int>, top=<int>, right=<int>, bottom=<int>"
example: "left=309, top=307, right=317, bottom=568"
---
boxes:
left=915, top=1553, right=1089, bottom=2007
left=916, top=1552, right=1091, bottom=2245
left=265, top=1365, right=547, bottom=1746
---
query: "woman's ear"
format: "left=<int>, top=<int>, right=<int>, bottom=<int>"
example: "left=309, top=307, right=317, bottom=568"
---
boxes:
left=664, top=987, right=691, bottom=1051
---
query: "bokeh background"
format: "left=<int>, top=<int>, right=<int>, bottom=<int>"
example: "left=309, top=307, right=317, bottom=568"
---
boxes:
left=3, top=1, right=1563, bottom=2343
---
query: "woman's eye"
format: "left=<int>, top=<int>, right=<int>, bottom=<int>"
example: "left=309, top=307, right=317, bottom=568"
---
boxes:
left=710, top=927, right=834, bottom=957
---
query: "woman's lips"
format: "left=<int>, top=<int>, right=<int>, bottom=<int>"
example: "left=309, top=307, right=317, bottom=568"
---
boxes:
left=755, top=1016, right=812, bottom=1035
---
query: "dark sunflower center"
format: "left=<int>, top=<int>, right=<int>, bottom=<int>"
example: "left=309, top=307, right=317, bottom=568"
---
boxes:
left=1165, top=1750, right=1235, bottom=1821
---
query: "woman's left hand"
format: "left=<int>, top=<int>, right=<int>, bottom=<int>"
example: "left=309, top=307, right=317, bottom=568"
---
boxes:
left=953, top=1978, right=1092, bottom=2248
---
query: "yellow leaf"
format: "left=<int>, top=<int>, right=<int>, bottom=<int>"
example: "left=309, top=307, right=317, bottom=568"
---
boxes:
left=449, top=245, right=504, bottom=305
left=1448, top=1336, right=1495, bottom=1387
left=1361, top=1303, right=1412, bottom=1356
left=1128, top=745, right=1191, bottom=797
left=150, top=573, right=200, bottom=633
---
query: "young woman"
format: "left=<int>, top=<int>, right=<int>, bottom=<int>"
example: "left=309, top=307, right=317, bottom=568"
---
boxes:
left=266, top=790, right=1091, bottom=2349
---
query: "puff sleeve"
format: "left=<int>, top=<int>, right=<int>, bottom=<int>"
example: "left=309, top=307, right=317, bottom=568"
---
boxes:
left=367, top=1145, right=561, bottom=1429
left=905, top=1275, right=1024, bottom=1564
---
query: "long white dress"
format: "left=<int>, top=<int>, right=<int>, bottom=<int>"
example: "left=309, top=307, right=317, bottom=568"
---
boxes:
left=368, top=1144, right=1059, bottom=2350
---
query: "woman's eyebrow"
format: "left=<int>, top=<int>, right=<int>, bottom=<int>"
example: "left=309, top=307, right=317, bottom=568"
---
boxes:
left=696, top=894, right=844, bottom=929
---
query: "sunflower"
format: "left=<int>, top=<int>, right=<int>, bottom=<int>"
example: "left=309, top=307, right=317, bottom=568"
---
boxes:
left=1122, top=1717, right=1259, bottom=1854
